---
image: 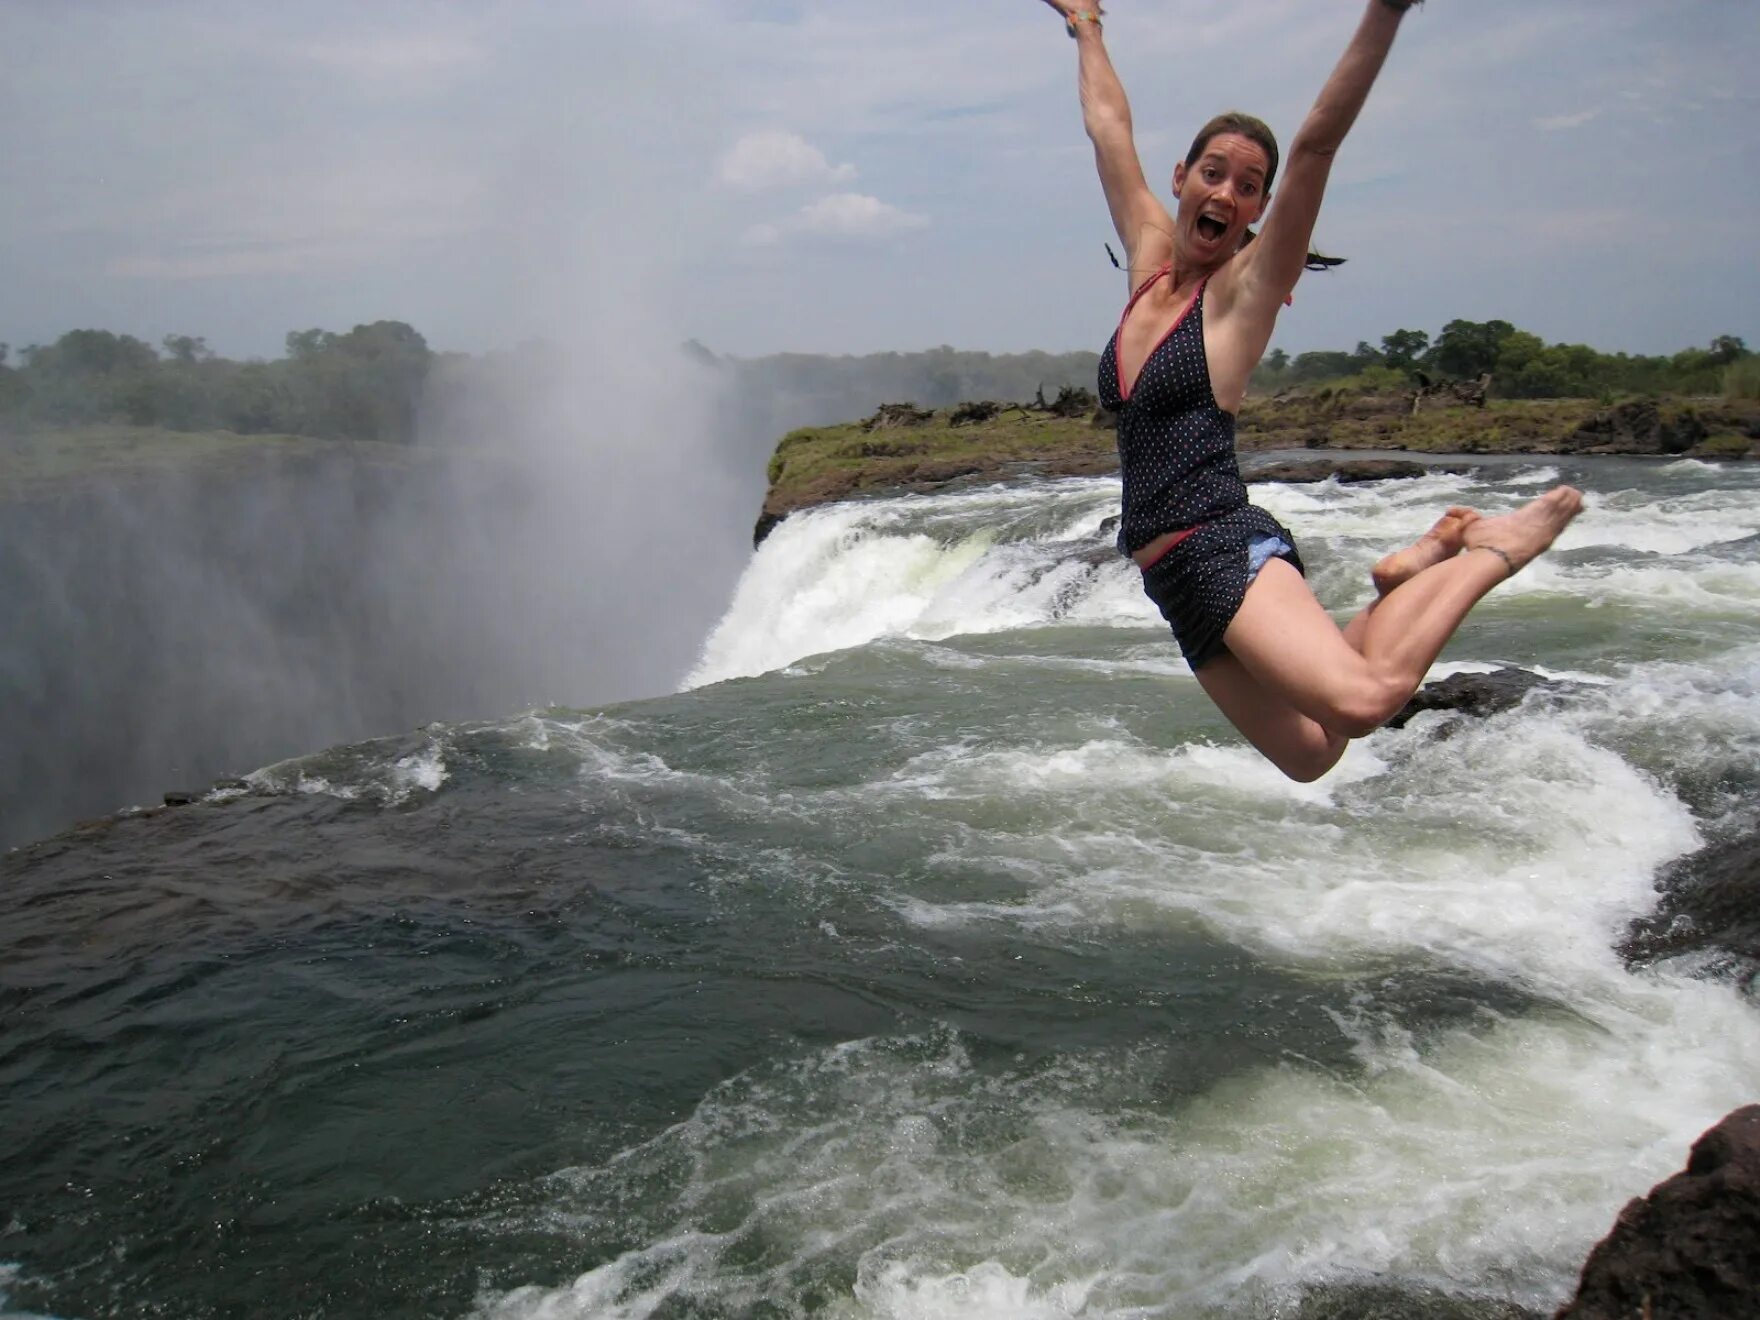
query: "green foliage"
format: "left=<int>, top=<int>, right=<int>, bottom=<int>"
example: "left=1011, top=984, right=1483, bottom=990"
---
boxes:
left=1428, top=319, right=1516, bottom=379
left=1251, top=323, right=1755, bottom=403
left=1725, top=356, right=1760, bottom=401
left=3, top=313, right=1752, bottom=451
left=0, top=322, right=433, bottom=444
left=1380, top=328, right=1429, bottom=370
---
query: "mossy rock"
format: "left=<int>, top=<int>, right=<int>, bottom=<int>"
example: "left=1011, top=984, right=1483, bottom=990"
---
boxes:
left=1691, top=433, right=1757, bottom=459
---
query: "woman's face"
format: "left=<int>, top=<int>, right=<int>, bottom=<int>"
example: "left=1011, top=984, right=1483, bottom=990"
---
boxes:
left=1172, top=132, right=1270, bottom=264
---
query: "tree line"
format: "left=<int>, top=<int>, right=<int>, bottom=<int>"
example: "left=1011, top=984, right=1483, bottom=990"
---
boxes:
left=0, top=323, right=435, bottom=444
left=1250, top=320, right=1753, bottom=401
left=0, top=319, right=1753, bottom=447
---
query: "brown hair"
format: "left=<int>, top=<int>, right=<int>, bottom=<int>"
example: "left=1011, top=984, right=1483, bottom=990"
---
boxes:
left=1185, top=112, right=1280, bottom=195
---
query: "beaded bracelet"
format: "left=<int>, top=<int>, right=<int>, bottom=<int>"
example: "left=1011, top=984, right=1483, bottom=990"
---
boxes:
left=1065, top=9, right=1102, bottom=37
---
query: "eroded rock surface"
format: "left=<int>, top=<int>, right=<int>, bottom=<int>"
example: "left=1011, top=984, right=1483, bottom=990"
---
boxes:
left=1621, top=829, right=1760, bottom=974
left=1554, top=1106, right=1760, bottom=1320
left=1385, top=667, right=1569, bottom=732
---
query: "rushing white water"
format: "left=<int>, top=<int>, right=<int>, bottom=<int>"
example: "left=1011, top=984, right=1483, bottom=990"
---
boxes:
left=454, top=459, right=1760, bottom=1318
left=685, top=465, right=1760, bottom=688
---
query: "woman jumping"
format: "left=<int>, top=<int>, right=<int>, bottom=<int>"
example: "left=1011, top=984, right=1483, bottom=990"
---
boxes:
left=1043, top=0, right=1583, bottom=781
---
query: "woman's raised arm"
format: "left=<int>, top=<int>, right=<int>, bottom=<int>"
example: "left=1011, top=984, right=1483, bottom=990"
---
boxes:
left=1229, top=0, right=1418, bottom=316
left=1042, top=1, right=1174, bottom=284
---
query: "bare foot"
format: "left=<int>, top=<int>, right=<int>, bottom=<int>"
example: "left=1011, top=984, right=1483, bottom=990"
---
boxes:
left=1461, top=486, right=1585, bottom=575
left=1371, top=505, right=1481, bottom=595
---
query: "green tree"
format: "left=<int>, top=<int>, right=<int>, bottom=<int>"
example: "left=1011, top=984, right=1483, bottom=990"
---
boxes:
left=1429, top=319, right=1516, bottom=379
left=1708, top=335, right=1747, bottom=365
left=1286, top=350, right=1359, bottom=384
left=1380, top=328, right=1429, bottom=371
left=161, top=334, right=213, bottom=364
left=34, top=329, right=159, bottom=377
left=285, top=328, right=338, bottom=360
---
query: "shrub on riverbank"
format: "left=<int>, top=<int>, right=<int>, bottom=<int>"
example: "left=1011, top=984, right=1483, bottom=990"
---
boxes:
left=1726, top=357, right=1760, bottom=401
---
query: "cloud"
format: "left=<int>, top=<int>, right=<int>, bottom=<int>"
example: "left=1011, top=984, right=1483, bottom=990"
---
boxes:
left=716, top=131, right=856, bottom=191
left=289, top=31, right=484, bottom=82
left=741, top=192, right=929, bottom=246
left=92, top=158, right=487, bottom=280
left=1534, top=108, right=1601, bottom=132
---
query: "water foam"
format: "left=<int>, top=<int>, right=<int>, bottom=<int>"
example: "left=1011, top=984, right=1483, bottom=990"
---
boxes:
left=689, top=463, right=1760, bottom=688
left=472, top=465, right=1760, bottom=1317
left=685, top=489, right=1149, bottom=687
left=469, top=973, right=1759, bottom=1319
left=246, top=728, right=452, bottom=804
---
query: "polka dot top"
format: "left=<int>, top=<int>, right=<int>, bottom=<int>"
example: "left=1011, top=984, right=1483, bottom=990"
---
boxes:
left=1098, top=270, right=1251, bottom=556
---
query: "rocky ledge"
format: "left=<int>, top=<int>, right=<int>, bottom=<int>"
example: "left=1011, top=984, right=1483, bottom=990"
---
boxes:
left=1555, top=1106, right=1760, bottom=1319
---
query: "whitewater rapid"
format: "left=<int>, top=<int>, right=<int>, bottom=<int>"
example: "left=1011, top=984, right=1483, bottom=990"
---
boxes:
left=456, top=458, right=1760, bottom=1318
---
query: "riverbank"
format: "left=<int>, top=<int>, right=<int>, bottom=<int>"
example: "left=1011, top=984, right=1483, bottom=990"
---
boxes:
left=756, top=390, right=1760, bottom=542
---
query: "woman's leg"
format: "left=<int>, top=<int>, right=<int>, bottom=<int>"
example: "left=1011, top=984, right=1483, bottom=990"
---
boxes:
left=1194, top=653, right=1350, bottom=782
left=1342, top=505, right=1477, bottom=653
left=1190, top=508, right=1485, bottom=782
left=1222, top=486, right=1583, bottom=745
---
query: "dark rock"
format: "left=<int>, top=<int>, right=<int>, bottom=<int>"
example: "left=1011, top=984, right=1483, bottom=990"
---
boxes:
left=1386, top=667, right=1566, bottom=731
left=1098, top=513, right=1120, bottom=540
left=1567, top=400, right=1709, bottom=456
left=1246, top=457, right=1431, bottom=485
left=1554, top=1106, right=1760, bottom=1319
left=1411, top=372, right=1494, bottom=413
left=1620, top=830, right=1760, bottom=973
left=1071, top=543, right=1121, bottom=568
left=752, top=509, right=784, bottom=548
left=162, top=790, right=200, bottom=807
left=1295, top=1280, right=1540, bottom=1320
left=212, top=777, right=250, bottom=792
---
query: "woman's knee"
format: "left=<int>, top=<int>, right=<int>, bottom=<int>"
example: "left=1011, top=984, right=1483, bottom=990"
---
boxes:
left=1318, top=673, right=1410, bottom=740
left=1273, top=737, right=1346, bottom=782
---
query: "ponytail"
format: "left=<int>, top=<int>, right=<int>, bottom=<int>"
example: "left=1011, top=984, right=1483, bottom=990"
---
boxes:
left=1240, top=227, right=1345, bottom=272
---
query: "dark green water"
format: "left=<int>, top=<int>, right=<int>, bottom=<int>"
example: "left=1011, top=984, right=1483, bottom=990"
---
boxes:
left=4, top=458, right=1759, bottom=1318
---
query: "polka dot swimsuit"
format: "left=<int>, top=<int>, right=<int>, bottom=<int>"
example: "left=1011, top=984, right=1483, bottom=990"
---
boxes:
left=1098, top=267, right=1305, bottom=669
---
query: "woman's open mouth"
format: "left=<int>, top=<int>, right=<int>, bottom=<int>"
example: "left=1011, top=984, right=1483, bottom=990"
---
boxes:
left=1196, top=214, right=1227, bottom=242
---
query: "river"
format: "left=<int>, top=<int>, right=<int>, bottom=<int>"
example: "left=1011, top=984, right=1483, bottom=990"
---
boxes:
left=3, top=455, right=1758, bottom=1318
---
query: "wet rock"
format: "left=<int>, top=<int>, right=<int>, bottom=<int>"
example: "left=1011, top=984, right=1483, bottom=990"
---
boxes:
left=1385, top=667, right=1567, bottom=732
left=1071, top=543, right=1121, bottom=568
left=752, top=509, right=784, bottom=547
left=1620, top=828, right=1760, bottom=973
left=1295, top=1281, right=1540, bottom=1320
left=162, top=790, right=200, bottom=807
left=1554, top=1106, right=1760, bottom=1319
left=1245, top=457, right=1432, bottom=485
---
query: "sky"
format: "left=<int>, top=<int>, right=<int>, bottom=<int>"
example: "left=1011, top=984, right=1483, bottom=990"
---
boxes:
left=2, top=0, right=1757, bottom=366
